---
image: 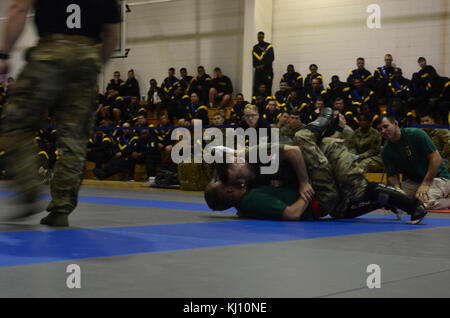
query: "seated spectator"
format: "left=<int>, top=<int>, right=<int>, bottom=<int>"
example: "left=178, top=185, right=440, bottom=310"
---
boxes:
left=86, top=127, right=114, bottom=170
left=127, top=96, right=147, bottom=124
left=130, top=128, right=161, bottom=182
left=387, top=98, right=415, bottom=127
left=274, top=111, right=290, bottom=129
left=147, top=78, right=165, bottom=115
left=426, top=73, right=450, bottom=125
left=409, top=71, right=429, bottom=114
left=162, top=67, right=180, bottom=100
left=94, top=122, right=138, bottom=181
left=168, top=86, right=190, bottom=125
left=135, top=115, right=153, bottom=129
left=230, top=94, right=247, bottom=125
left=302, top=77, right=328, bottom=108
left=327, top=75, right=350, bottom=102
left=179, top=67, right=194, bottom=94
left=347, top=112, right=384, bottom=172
left=280, top=110, right=305, bottom=140
left=347, top=78, right=378, bottom=115
left=304, top=64, right=323, bottom=91
left=109, top=95, right=126, bottom=124
left=218, top=106, right=232, bottom=126
left=347, top=57, right=374, bottom=89
left=307, top=97, right=326, bottom=123
left=417, top=57, right=437, bottom=82
left=189, top=66, right=212, bottom=105
left=274, top=81, right=290, bottom=111
left=106, top=71, right=126, bottom=96
left=212, top=112, right=225, bottom=127
left=419, top=112, right=450, bottom=171
left=281, top=64, right=303, bottom=93
left=179, top=92, right=209, bottom=127
left=263, top=99, right=282, bottom=125
left=153, top=113, right=175, bottom=165
left=373, top=54, right=396, bottom=103
left=333, top=96, right=359, bottom=130
left=124, top=69, right=140, bottom=98
left=209, top=67, right=233, bottom=108
left=286, top=90, right=302, bottom=113
left=252, top=83, right=271, bottom=105
left=238, top=104, right=272, bottom=145
left=386, top=68, right=411, bottom=104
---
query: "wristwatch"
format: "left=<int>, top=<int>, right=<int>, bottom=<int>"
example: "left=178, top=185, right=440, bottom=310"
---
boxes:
left=0, top=53, right=10, bottom=60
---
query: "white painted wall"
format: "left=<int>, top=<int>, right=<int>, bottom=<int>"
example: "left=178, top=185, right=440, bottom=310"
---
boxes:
left=272, top=0, right=450, bottom=88
left=102, top=0, right=245, bottom=97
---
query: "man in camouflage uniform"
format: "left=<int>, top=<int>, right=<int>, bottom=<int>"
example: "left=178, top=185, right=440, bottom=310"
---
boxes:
left=280, top=110, right=305, bottom=140
left=420, top=113, right=450, bottom=171
left=346, top=113, right=384, bottom=173
left=0, top=0, right=121, bottom=226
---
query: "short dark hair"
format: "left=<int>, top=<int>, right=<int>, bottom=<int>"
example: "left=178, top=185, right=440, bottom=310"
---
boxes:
left=357, top=111, right=373, bottom=122
left=334, top=96, right=345, bottom=103
left=418, top=57, right=426, bottom=62
left=236, top=93, right=244, bottom=98
left=169, top=67, right=175, bottom=72
left=290, top=110, right=301, bottom=117
left=357, top=57, right=365, bottom=62
left=214, top=67, right=222, bottom=72
left=309, top=64, right=318, bottom=69
left=316, top=97, right=326, bottom=103
left=419, top=111, right=436, bottom=119
left=198, top=65, right=204, bottom=70
left=258, top=31, right=265, bottom=36
left=180, top=67, right=187, bottom=72
left=375, top=114, right=396, bottom=126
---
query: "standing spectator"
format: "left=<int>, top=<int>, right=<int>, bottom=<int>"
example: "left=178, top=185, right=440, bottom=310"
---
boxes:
left=252, top=31, right=275, bottom=95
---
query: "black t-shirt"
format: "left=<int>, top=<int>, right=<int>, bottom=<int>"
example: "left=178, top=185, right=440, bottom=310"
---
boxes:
left=34, top=0, right=122, bottom=42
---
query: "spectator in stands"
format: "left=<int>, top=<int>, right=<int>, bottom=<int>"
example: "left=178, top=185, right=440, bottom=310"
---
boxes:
left=308, top=97, right=326, bottom=123
left=212, top=112, right=225, bottom=127
left=127, top=96, right=147, bottom=124
left=281, top=64, right=303, bottom=93
left=347, top=78, right=378, bottom=115
left=327, top=75, right=350, bottom=102
left=426, top=73, right=450, bottom=125
left=154, top=113, right=175, bottom=165
left=280, top=110, right=305, bottom=140
left=94, top=122, right=138, bottom=181
left=286, top=90, right=302, bottom=113
left=179, top=91, right=209, bottom=126
left=333, top=96, right=359, bottom=131
left=86, top=126, right=114, bottom=170
left=377, top=114, right=450, bottom=209
left=347, top=112, right=384, bottom=173
left=301, top=78, right=327, bottom=112
left=238, top=104, right=272, bottom=145
left=253, top=31, right=275, bottom=95
left=304, top=64, right=323, bottom=91
left=230, top=93, right=247, bottom=125
left=106, top=71, right=126, bottom=96
left=135, top=114, right=153, bottom=129
left=162, top=67, right=180, bottom=100
left=147, top=78, right=165, bottom=115
left=209, top=67, right=233, bottom=108
left=386, top=68, right=411, bottom=105
left=130, top=128, right=160, bottom=182
left=417, top=57, right=437, bottom=82
left=374, top=54, right=395, bottom=103
left=274, top=81, right=290, bottom=111
left=179, top=67, right=194, bottom=94
left=124, top=69, right=140, bottom=98
left=347, top=57, right=374, bottom=89
left=252, top=83, right=271, bottom=107
left=387, top=98, right=415, bottom=127
left=168, top=86, right=189, bottom=125
left=419, top=112, right=450, bottom=171
left=110, top=95, right=125, bottom=124
left=263, top=99, right=282, bottom=125
left=274, top=111, right=290, bottom=129
left=189, top=66, right=212, bottom=105
left=218, top=106, right=232, bottom=126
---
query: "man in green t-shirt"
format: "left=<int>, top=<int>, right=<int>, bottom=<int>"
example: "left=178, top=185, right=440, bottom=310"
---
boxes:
left=377, top=115, right=450, bottom=209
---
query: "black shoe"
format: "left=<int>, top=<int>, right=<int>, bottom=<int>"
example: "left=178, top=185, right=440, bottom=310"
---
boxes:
left=408, top=203, right=427, bottom=225
left=305, top=107, right=335, bottom=138
left=40, top=212, right=69, bottom=227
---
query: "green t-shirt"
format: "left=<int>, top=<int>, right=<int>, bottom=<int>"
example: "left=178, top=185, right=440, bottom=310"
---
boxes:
left=236, top=186, right=314, bottom=221
left=382, top=128, right=450, bottom=182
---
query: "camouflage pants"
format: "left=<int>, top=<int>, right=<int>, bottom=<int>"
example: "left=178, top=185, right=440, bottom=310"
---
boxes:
left=293, top=130, right=368, bottom=217
left=359, top=155, right=384, bottom=173
left=2, top=34, right=101, bottom=214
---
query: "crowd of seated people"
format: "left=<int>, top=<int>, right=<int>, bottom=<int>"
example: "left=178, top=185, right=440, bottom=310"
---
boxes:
left=0, top=53, right=448, bottom=183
